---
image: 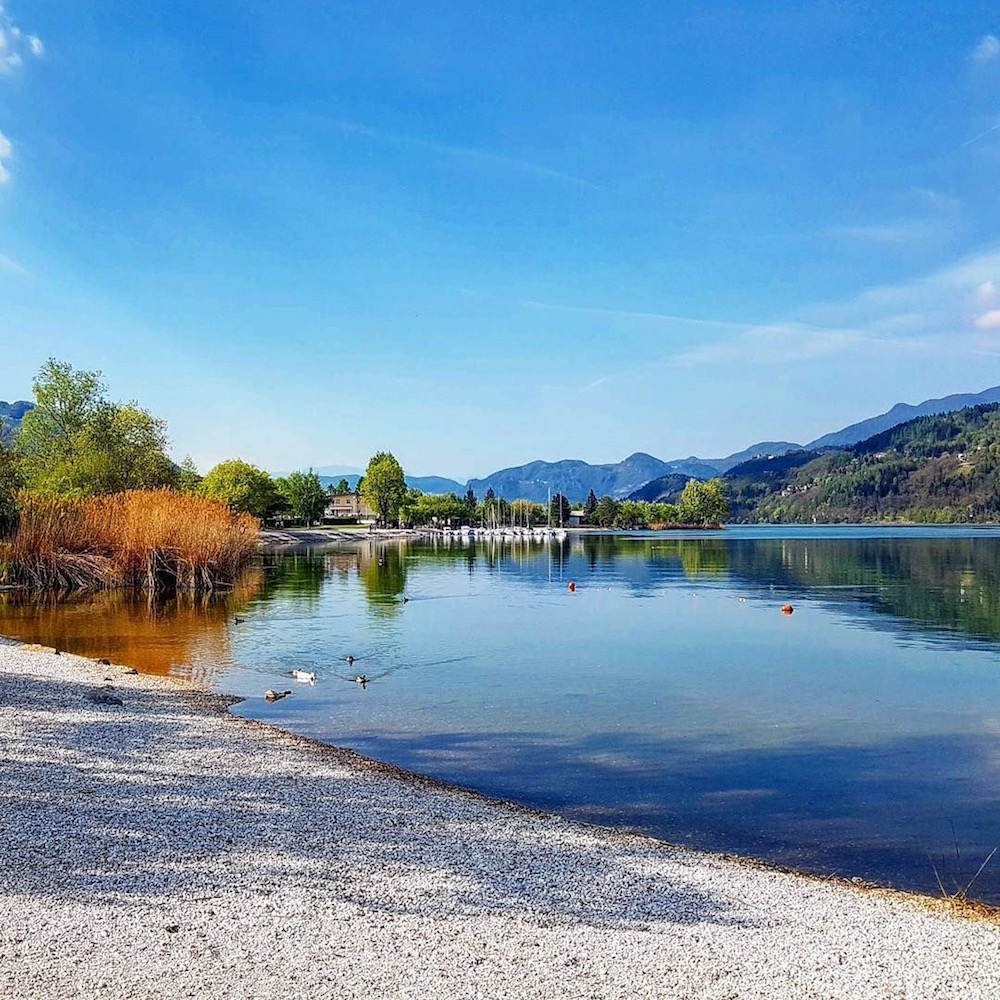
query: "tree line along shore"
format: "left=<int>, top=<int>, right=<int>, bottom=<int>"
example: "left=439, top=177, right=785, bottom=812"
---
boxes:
left=0, top=359, right=730, bottom=593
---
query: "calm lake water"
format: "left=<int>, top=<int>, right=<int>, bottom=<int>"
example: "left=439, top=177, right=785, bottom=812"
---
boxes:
left=3, top=526, right=999, bottom=903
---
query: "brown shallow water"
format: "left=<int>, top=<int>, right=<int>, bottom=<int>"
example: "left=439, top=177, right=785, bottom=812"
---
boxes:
left=0, top=566, right=266, bottom=681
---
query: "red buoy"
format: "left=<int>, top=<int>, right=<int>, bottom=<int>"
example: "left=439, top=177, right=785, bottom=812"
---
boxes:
left=568, top=581, right=576, bottom=592
left=781, top=604, right=794, bottom=615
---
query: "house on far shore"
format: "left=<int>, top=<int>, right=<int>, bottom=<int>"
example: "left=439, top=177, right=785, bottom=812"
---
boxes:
left=566, top=509, right=585, bottom=528
left=324, top=492, right=375, bottom=524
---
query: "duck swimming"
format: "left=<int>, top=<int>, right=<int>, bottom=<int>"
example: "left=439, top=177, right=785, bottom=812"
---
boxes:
left=291, top=669, right=316, bottom=684
left=265, top=689, right=291, bottom=702
left=354, top=674, right=369, bottom=688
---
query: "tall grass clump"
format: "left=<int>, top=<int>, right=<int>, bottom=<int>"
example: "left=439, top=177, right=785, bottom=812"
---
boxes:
left=0, top=490, right=259, bottom=591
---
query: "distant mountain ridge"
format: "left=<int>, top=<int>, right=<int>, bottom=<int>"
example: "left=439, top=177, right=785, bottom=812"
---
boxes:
left=467, top=453, right=683, bottom=504
left=804, top=387, right=1000, bottom=450
left=315, top=473, right=465, bottom=494
left=0, top=400, right=33, bottom=445
left=725, top=402, right=1000, bottom=522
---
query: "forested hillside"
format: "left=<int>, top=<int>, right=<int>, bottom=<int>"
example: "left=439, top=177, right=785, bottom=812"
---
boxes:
left=725, top=404, right=1000, bottom=523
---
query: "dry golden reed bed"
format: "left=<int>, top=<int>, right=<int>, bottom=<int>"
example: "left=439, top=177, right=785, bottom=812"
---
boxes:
left=0, top=490, right=258, bottom=591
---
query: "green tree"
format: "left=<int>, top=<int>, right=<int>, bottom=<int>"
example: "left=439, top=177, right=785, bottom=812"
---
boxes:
left=583, top=489, right=598, bottom=523
left=401, top=491, right=469, bottom=526
left=678, top=478, right=730, bottom=526
left=360, top=451, right=407, bottom=526
left=335, top=478, right=351, bottom=494
left=0, top=439, right=23, bottom=535
left=277, top=469, right=327, bottom=523
left=614, top=500, right=647, bottom=529
left=177, top=455, right=202, bottom=493
left=465, top=487, right=477, bottom=517
left=15, top=359, right=176, bottom=495
left=594, top=495, right=619, bottom=527
left=199, top=459, right=279, bottom=519
left=549, top=492, right=571, bottom=526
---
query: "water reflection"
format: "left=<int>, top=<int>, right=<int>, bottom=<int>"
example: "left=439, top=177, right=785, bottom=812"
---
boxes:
left=0, top=570, right=259, bottom=680
left=3, top=528, right=1000, bottom=902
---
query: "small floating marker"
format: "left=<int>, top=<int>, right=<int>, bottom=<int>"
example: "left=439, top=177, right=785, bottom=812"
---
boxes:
left=781, top=604, right=794, bottom=615
left=568, top=581, right=576, bottom=592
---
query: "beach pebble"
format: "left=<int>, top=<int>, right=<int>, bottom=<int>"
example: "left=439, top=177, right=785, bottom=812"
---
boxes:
left=1, top=634, right=998, bottom=999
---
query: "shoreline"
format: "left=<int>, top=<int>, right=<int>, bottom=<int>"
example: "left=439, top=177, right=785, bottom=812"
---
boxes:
left=2, top=635, right=999, bottom=997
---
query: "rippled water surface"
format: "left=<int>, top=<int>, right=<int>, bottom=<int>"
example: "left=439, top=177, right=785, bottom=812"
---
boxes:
left=4, top=526, right=999, bottom=902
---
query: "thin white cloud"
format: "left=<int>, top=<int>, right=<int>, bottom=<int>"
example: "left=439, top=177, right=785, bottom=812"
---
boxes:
left=974, top=310, right=1000, bottom=329
left=675, top=323, right=866, bottom=366
left=0, top=250, right=27, bottom=276
left=828, top=223, right=931, bottom=245
left=972, top=34, right=1000, bottom=62
left=962, top=120, right=1000, bottom=148
left=673, top=247, right=1000, bottom=366
left=520, top=297, right=751, bottom=330
left=0, top=6, right=42, bottom=74
left=329, top=118, right=601, bottom=191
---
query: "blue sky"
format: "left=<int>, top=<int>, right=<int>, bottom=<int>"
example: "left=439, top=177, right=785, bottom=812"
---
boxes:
left=2, top=2, right=1000, bottom=481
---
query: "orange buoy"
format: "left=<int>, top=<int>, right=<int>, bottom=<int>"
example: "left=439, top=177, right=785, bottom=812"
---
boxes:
left=781, top=604, right=794, bottom=615
left=568, top=581, right=576, bottom=592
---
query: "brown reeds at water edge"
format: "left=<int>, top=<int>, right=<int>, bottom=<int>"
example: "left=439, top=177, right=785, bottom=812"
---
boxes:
left=0, top=491, right=259, bottom=591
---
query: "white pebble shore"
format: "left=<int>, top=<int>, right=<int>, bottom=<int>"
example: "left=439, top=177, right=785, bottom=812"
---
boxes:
left=1, top=636, right=998, bottom=999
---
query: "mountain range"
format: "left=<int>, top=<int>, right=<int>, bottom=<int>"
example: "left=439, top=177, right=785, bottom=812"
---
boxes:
left=7, top=385, right=1000, bottom=503
left=723, top=402, right=1000, bottom=523
left=0, top=400, right=32, bottom=446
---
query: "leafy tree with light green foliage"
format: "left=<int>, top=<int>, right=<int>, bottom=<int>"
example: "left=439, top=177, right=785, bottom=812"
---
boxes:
left=400, top=491, right=470, bottom=526
left=277, top=469, right=327, bottom=523
left=677, top=478, right=730, bottom=525
left=15, top=359, right=177, bottom=496
left=199, top=459, right=279, bottom=519
left=613, top=500, right=646, bottom=529
left=360, top=451, right=407, bottom=526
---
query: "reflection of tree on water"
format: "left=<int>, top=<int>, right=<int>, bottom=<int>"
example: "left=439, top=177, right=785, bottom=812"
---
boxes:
left=255, top=535, right=1000, bottom=644
left=358, top=541, right=408, bottom=615
left=258, top=550, right=330, bottom=605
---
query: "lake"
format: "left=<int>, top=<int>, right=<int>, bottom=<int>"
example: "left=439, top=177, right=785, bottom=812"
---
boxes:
left=2, top=526, right=998, bottom=903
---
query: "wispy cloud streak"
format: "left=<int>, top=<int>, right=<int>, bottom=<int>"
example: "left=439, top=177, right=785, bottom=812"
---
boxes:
left=520, top=298, right=752, bottom=330
left=328, top=119, right=601, bottom=191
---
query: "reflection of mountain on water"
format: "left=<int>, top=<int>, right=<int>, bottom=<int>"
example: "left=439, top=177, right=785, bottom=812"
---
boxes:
left=343, top=534, right=1000, bottom=646
left=0, top=570, right=263, bottom=679
left=724, top=537, right=1000, bottom=645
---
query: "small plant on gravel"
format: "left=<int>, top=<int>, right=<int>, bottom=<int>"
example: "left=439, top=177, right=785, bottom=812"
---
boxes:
left=928, top=821, right=998, bottom=905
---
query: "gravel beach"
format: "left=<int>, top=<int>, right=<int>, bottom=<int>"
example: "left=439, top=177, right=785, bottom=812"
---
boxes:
left=1, top=636, right=998, bottom=999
